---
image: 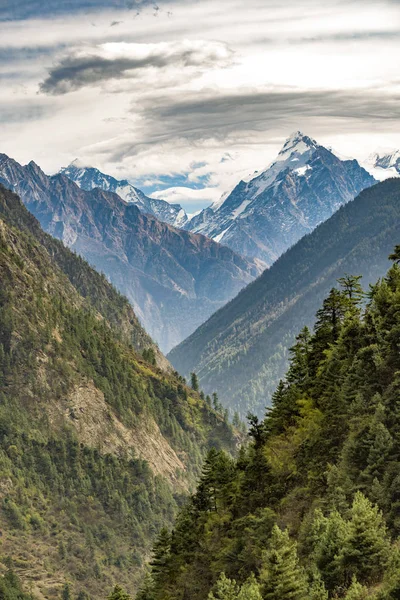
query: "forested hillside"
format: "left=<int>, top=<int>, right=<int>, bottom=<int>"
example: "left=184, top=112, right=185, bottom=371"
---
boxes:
left=0, top=185, right=238, bottom=599
left=142, top=252, right=400, bottom=600
left=169, top=179, right=400, bottom=416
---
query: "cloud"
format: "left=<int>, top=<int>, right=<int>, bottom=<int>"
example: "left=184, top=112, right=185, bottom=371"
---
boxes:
left=151, top=185, right=220, bottom=205
left=39, top=40, right=234, bottom=95
left=108, top=86, right=400, bottom=157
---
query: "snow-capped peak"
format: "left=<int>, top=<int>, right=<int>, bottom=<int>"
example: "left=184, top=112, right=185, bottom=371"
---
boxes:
left=239, top=131, right=319, bottom=200
left=277, top=131, right=318, bottom=160
left=363, top=148, right=400, bottom=181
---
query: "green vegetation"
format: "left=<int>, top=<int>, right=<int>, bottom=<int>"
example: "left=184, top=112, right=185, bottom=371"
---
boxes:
left=168, top=178, right=400, bottom=416
left=0, top=185, right=238, bottom=599
left=0, top=571, right=33, bottom=600
left=140, top=250, right=400, bottom=599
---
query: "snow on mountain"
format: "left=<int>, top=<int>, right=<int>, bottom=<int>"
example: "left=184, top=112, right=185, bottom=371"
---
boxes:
left=184, top=131, right=376, bottom=265
left=59, top=161, right=188, bottom=227
left=363, top=149, right=400, bottom=181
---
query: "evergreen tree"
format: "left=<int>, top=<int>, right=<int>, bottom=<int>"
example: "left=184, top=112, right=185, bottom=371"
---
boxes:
left=208, top=573, right=238, bottom=600
left=338, top=274, right=364, bottom=307
left=309, top=508, right=348, bottom=592
left=107, top=586, right=132, bottom=600
left=190, top=372, right=199, bottom=392
left=286, top=327, right=311, bottom=387
left=339, top=492, right=390, bottom=585
left=150, top=528, right=171, bottom=577
left=237, top=574, right=262, bottom=600
left=343, top=577, right=369, bottom=600
left=388, top=244, right=400, bottom=263
left=260, top=525, right=308, bottom=600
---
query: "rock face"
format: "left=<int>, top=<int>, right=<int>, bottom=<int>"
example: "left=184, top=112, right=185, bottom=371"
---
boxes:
left=60, top=160, right=188, bottom=227
left=185, top=132, right=375, bottom=264
left=169, top=179, right=400, bottom=417
left=0, top=154, right=262, bottom=352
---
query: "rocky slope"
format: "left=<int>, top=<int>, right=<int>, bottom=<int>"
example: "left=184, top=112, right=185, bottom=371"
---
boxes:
left=0, top=184, right=238, bottom=599
left=169, top=179, right=400, bottom=416
left=60, top=160, right=188, bottom=227
left=185, top=132, right=375, bottom=264
left=0, top=154, right=262, bottom=352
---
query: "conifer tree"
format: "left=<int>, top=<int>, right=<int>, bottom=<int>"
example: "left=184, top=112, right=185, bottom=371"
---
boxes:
left=190, top=372, right=199, bottom=392
left=338, top=274, right=364, bottom=307
left=237, top=574, right=262, bottom=600
left=208, top=573, right=238, bottom=600
left=309, top=508, right=348, bottom=592
left=343, top=577, right=369, bottom=600
left=107, top=586, right=132, bottom=600
left=260, top=525, right=308, bottom=600
left=339, top=492, right=390, bottom=585
left=150, top=528, right=171, bottom=578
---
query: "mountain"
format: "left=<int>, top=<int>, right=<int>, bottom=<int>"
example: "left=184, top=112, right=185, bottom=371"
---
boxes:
left=0, top=154, right=262, bottom=353
left=60, top=160, right=189, bottom=228
left=168, top=179, right=400, bottom=416
left=184, top=131, right=375, bottom=264
left=142, top=256, right=400, bottom=600
left=0, top=183, right=238, bottom=599
left=364, top=149, right=400, bottom=181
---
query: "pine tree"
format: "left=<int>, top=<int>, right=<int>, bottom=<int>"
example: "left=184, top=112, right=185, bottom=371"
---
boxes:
left=388, top=244, right=400, bottom=263
left=190, top=372, right=199, bottom=392
left=260, top=525, right=308, bottom=600
left=150, top=528, right=171, bottom=578
left=338, top=274, right=364, bottom=307
left=339, top=492, right=390, bottom=585
left=208, top=573, right=239, bottom=600
left=286, top=327, right=311, bottom=387
left=343, top=577, right=369, bottom=600
left=237, top=574, right=262, bottom=600
left=136, top=574, right=155, bottom=600
left=107, top=586, right=132, bottom=600
left=308, top=572, right=328, bottom=600
left=309, top=508, right=348, bottom=592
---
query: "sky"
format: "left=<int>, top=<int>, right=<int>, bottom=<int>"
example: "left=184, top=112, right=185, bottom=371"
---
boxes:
left=1, top=0, right=400, bottom=213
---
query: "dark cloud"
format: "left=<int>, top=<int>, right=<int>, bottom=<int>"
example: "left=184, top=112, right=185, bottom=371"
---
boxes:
left=107, top=86, right=400, bottom=158
left=39, top=41, right=233, bottom=95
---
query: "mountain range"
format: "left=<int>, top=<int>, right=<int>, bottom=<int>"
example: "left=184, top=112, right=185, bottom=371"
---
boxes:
left=0, top=154, right=262, bottom=352
left=168, top=178, right=400, bottom=416
left=184, top=132, right=376, bottom=264
left=60, top=160, right=188, bottom=228
left=0, top=183, right=238, bottom=598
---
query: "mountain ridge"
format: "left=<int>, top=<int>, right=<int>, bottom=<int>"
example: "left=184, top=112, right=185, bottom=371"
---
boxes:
left=0, top=154, right=262, bottom=352
left=184, top=131, right=375, bottom=264
left=168, top=178, right=400, bottom=416
left=59, top=160, right=189, bottom=228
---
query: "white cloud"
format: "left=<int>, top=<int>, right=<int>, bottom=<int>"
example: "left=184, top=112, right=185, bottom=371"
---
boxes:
left=1, top=0, right=400, bottom=209
left=151, top=185, right=221, bottom=208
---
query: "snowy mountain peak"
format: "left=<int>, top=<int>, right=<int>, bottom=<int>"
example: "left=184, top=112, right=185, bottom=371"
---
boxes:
left=363, top=148, right=400, bottom=181
left=59, top=162, right=188, bottom=228
left=279, top=131, right=317, bottom=157
left=185, top=132, right=375, bottom=264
